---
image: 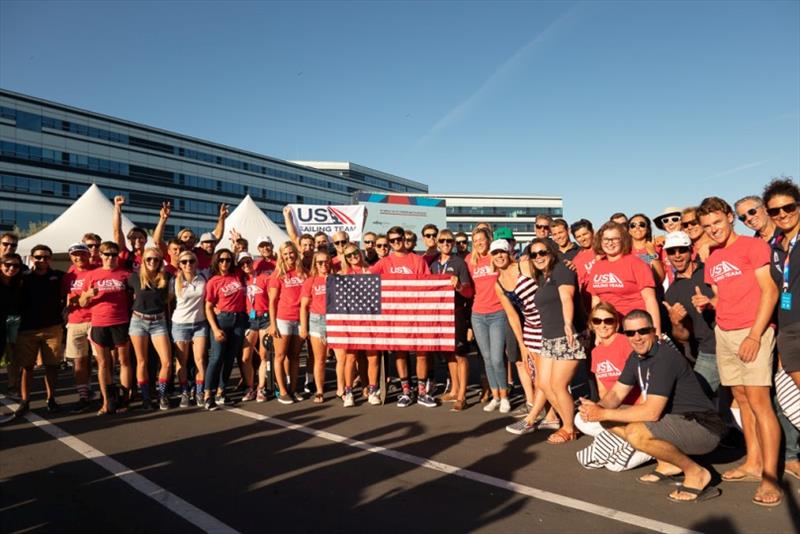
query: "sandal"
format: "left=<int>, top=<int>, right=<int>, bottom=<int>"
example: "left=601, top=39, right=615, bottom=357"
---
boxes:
left=667, top=485, right=721, bottom=503
left=752, top=489, right=783, bottom=507
left=313, top=393, right=324, bottom=404
left=546, top=428, right=578, bottom=444
left=637, top=470, right=684, bottom=485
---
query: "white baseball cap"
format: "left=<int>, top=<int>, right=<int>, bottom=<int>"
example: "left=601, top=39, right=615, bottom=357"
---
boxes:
left=663, top=231, right=692, bottom=249
left=257, top=235, right=272, bottom=246
left=489, top=239, right=510, bottom=253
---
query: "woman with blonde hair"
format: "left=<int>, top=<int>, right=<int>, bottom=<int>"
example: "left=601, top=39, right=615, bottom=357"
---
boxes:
left=171, top=250, right=208, bottom=407
left=128, top=246, right=173, bottom=410
left=300, top=250, right=332, bottom=403
left=268, top=241, right=308, bottom=404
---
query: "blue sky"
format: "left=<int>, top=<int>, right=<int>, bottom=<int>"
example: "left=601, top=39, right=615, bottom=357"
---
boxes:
left=1, top=1, right=798, bottom=227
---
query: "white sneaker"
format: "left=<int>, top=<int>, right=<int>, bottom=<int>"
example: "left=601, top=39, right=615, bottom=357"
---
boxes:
left=499, top=398, right=511, bottom=413
left=343, top=392, right=354, bottom=407
left=483, top=397, right=500, bottom=412
left=368, top=391, right=381, bottom=405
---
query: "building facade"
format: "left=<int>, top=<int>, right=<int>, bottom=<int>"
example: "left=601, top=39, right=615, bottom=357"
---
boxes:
left=0, top=90, right=428, bottom=236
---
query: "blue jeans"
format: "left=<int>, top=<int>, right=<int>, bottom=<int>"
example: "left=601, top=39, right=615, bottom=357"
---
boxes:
left=472, top=310, right=508, bottom=391
left=693, top=351, right=720, bottom=397
left=207, top=312, right=247, bottom=393
left=774, top=392, right=800, bottom=463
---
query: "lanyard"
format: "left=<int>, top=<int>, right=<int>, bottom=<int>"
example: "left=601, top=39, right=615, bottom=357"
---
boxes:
left=637, top=361, right=650, bottom=401
left=781, top=234, right=798, bottom=292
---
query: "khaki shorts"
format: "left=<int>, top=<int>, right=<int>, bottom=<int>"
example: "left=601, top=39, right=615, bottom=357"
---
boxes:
left=15, top=324, right=64, bottom=368
left=65, top=322, right=95, bottom=359
left=715, top=326, right=775, bottom=387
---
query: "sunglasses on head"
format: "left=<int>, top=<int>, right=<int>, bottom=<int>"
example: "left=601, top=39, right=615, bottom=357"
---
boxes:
left=628, top=221, right=647, bottom=229
left=666, top=246, right=690, bottom=256
left=737, top=207, right=759, bottom=222
left=623, top=327, right=654, bottom=337
left=529, top=249, right=549, bottom=258
left=334, top=240, right=348, bottom=246
left=766, top=202, right=798, bottom=218
left=591, top=317, right=616, bottom=326
left=423, top=233, right=437, bottom=239
left=101, top=252, right=119, bottom=258
left=438, top=238, right=454, bottom=244
left=179, top=259, right=196, bottom=265
left=681, top=219, right=699, bottom=229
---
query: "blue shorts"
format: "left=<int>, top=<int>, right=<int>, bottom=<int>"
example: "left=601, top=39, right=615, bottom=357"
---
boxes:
left=248, top=313, right=270, bottom=332
left=129, top=315, right=169, bottom=337
left=171, top=321, right=209, bottom=342
left=277, top=319, right=300, bottom=337
left=309, top=313, right=326, bottom=341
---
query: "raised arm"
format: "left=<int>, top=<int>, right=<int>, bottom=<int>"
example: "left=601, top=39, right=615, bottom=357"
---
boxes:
left=212, top=203, right=229, bottom=242
left=113, top=195, right=126, bottom=250
left=283, top=206, right=300, bottom=246
left=152, top=201, right=171, bottom=252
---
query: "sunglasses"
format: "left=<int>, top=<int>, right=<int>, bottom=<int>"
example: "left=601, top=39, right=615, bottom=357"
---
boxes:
left=529, top=250, right=549, bottom=258
left=2, top=262, right=21, bottom=268
left=179, top=259, right=196, bottom=265
left=218, top=257, right=232, bottom=263
left=315, top=260, right=329, bottom=265
left=628, top=221, right=647, bottom=229
left=144, top=257, right=161, bottom=263
left=766, top=202, right=798, bottom=218
left=438, top=238, right=454, bottom=244
left=101, top=252, right=119, bottom=258
left=681, top=219, right=699, bottom=229
left=591, top=317, right=616, bottom=326
left=239, top=259, right=253, bottom=265
left=32, top=255, right=51, bottom=261
left=404, top=238, right=416, bottom=243
left=623, top=327, right=654, bottom=337
left=659, top=216, right=681, bottom=225
left=456, top=240, right=467, bottom=245
left=737, top=207, right=759, bottom=222
left=333, top=240, right=348, bottom=246
left=665, top=246, right=690, bottom=256
left=535, top=224, right=550, bottom=230
left=345, top=251, right=360, bottom=259
left=388, top=237, right=403, bottom=244
left=490, top=249, right=508, bottom=256
left=363, top=240, right=375, bottom=245
left=602, top=237, right=622, bottom=243
left=423, top=233, right=437, bottom=239
left=375, top=244, right=388, bottom=249
left=1, top=241, right=18, bottom=247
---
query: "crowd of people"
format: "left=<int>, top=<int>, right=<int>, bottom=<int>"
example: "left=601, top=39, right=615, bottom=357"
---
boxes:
left=2, top=179, right=800, bottom=509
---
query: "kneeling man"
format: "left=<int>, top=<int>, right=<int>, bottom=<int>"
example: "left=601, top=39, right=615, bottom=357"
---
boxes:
left=579, top=309, right=725, bottom=502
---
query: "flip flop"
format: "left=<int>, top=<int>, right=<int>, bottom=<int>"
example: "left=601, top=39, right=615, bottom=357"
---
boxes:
left=637, top=471, right=684, bottom=485
left=752, top=490, right=783, bottom=508
left=667, top=485, right=721, bottom=503
left=784, top=468, right=800, bottom=481
left=722, top=471, right=761, bottom=482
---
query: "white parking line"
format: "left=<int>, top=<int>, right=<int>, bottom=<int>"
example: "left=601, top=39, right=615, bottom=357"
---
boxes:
left=0, top=398, right=239, bottom=534
left=226, top=406, right=700, bottom=534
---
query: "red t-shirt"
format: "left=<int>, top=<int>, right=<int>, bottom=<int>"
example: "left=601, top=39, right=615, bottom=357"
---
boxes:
left=588, top=254, right=655, bottom=316
left=591, top=334, right=641, bottom=405
left=573, top=248, right=597, bottom=289
left=205, top=273, right=246, bottom=313
left=164, top=264, right=178, bottom=276
left=704, top=235, right=770, bottom=330
left=269, top=269, right=305, bottom=320
left=62, top=267, right=96, bottom=324
left=301, top=276, right=328, bottom=315
left=245, top=273, right=271, bottom=314
left=369, top=253, right=430, bottom=276
left=119, top=248, right=142, bottom=272
left=469, top=254, right=503, bottom=314
left=254, top=258, right=276, bottom=276
left=84, top=267, right=131, bottom=327
left=195, top=247, right=212, bottom=272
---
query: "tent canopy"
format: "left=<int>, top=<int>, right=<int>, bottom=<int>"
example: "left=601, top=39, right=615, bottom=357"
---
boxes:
left=17, top=184, right=138, bottom=257
left=223, top=195, right=290, bottom=252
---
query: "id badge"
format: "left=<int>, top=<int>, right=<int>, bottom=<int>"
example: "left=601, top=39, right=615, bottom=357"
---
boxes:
left=781, top=292, right=793, bottom=311
left=249, top=309, right=256, bottom=320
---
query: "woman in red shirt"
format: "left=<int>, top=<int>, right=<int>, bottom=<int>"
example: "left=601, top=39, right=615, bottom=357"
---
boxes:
left=239, top=252, right=271, bottom=402
left=588, top=221, right=660, bottom=334
left=268, top=242, right=308, bottom=404
left=627, top=214, right=665, bottom=284
left=79, top=241, right=133, bottom=415
left=204, top=249, right=247, bottom=411
left=300, top=250, right=331, bottom=403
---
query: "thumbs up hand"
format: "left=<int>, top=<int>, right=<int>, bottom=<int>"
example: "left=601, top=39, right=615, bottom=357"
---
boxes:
left=663, top=300, right=687, bottom=323
left=690, top=286, right=710, bottom=312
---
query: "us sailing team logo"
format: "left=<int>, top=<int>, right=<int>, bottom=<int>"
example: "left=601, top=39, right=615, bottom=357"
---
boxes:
left=709, top=261, right=742, bottom=282
left=327, top=207, right=356, bottom=226
left=592, top=272, right=624, bottom=288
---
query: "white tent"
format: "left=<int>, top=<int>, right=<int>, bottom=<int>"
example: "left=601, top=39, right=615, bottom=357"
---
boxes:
left=17, top=183, right=138, bottom=257
left=223, top=195, right=290, bottom=251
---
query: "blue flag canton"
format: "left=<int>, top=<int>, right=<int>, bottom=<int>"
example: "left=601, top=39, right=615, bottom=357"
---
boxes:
left=326, top=274, right=381, bottom=314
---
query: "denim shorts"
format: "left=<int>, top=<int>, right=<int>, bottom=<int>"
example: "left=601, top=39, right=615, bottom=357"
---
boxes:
left=171, top=321, right=209, bottom=342
left=248, top=313, right=270, bottom=332
left=277, top=319, right=300, bottom=336
left=309, top=313, right=326, bottom=340
left=129, top=315, right=169, bottom=337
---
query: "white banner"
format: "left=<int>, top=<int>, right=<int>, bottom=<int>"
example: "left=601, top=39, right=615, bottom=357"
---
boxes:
left=288, top=204, right=365, bottom=241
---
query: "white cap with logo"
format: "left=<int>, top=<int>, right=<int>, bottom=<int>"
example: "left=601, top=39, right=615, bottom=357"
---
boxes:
left=663, top=231, right=692, bottom=249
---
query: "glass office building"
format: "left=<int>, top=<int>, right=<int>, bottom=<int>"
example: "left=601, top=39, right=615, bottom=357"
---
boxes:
left=0, top=89, right=428, bottom=235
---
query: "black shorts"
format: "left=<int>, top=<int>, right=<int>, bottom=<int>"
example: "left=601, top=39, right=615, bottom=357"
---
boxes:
left=778, top=322, right=800, bottom=373
left=91, top=323, right=129, bottom=349
left=505, top=320, right=521, bottom=363
left=455, top=308, right=469, bottom=356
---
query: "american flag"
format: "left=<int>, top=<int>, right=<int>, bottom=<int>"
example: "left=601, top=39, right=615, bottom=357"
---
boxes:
left=326, top=274, right=455, bottom=351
